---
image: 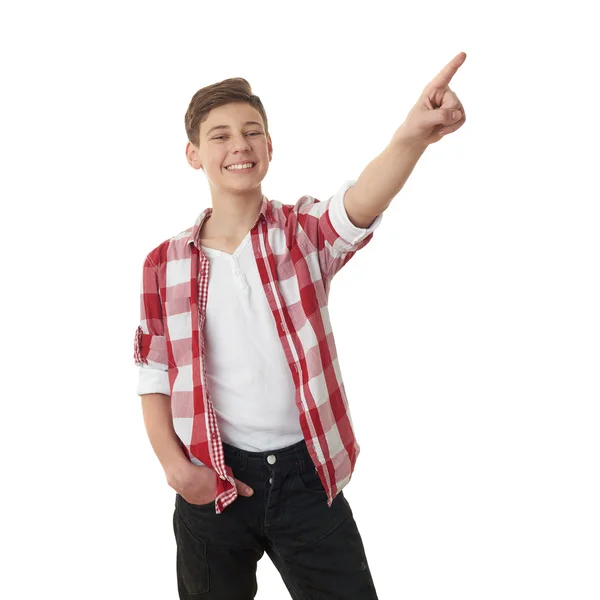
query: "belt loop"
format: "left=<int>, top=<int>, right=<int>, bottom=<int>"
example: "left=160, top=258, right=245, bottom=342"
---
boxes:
left=293, top=440, right=307, bottom=474
left=226, top=443, right=248, bottom=471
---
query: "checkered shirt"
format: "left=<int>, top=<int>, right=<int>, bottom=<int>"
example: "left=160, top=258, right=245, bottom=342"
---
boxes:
left=134, top=180, right=382, bottom=513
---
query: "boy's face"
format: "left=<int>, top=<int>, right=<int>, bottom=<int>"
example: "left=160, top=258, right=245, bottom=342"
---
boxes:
left=186, top=102, right=272, bottom=193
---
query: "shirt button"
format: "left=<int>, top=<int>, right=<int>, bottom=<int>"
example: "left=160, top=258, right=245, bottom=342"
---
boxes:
left=269, top=477, right=273, bottom=484
left=267, top=454, right=277, bottom=465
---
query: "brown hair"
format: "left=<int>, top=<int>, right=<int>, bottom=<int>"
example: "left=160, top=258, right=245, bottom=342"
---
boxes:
left=184, top=77, right=269, bottom=147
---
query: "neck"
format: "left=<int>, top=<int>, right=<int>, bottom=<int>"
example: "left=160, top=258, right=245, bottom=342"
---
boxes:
left=205, top=186, right=264, bottom=238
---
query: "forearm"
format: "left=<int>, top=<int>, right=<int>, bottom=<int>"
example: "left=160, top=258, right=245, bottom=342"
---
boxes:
left=140, top=393, right=191, bottom=482
left=351, top=134, right=428, bottom=218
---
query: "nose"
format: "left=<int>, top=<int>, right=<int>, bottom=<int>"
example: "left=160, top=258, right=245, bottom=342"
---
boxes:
left=230, top=133, right=252, bottom=153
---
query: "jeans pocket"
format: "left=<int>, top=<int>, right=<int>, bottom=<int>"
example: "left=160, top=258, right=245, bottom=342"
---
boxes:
left=296, top=465, right=327, bottom=494
left=177, top=491, right=215, bottom=511
left=173, top=510, right=210, bottom=594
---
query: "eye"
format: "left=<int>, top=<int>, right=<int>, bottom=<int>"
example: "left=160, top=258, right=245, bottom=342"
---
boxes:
left=212, top=132, right=261, bottom=140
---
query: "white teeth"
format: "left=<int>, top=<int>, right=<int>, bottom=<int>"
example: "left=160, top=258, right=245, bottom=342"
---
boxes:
left=226, top=162, right=254, bottom=171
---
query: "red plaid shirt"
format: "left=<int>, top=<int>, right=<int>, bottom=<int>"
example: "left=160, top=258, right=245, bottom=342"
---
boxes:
left=134, top=180, right=382, bottom=513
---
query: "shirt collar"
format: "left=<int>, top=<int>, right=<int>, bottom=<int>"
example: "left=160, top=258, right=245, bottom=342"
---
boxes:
left=186, top=194, right=274, bottom=247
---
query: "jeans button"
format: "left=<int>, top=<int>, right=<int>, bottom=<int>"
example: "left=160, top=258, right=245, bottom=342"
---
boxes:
left=267, top=454, right=277, bottom=465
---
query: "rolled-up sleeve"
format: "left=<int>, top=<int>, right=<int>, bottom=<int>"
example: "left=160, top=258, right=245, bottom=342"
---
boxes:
left=133, top=254, right=171, bottom=396
left=327, top=180, right=383, bottom=247
left=137, top=362, right=170, bottom=395
left=294, top=180, right=383, bottom=280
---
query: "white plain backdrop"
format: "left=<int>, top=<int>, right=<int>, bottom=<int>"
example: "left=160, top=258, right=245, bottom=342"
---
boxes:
left=1, top=1, right=599, bottom=599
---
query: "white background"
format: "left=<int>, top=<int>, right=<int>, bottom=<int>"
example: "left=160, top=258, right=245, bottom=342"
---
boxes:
left=1, top=1, right=599, bottom=598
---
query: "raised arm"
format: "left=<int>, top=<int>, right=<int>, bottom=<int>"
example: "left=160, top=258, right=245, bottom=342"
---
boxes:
left=344, top=52, right=467, bottom=227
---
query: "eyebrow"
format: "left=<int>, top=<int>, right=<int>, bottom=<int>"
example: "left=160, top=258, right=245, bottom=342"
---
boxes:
left=205, top=121, right=263, bottom=137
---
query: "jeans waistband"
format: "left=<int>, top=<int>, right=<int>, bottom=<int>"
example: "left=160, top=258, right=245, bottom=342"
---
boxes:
left=222, top=438, right=315, bottom=474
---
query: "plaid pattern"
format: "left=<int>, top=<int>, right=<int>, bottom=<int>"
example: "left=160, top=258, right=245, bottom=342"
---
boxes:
left=134, top=180, right=382, bottom=513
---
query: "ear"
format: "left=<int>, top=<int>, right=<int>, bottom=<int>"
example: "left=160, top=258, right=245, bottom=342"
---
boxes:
left=185, top=142, right=203, bottom=170
left=267, top=133, right=273, bottom=161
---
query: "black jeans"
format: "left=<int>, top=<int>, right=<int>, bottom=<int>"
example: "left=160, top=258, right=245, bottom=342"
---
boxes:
left=173, top=438, right=379, bottom=599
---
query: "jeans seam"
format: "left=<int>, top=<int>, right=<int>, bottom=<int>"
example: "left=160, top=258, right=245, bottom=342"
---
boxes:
left=281, top=512, right=352, bottom=558
left=269, top=540, right=308, bottom=600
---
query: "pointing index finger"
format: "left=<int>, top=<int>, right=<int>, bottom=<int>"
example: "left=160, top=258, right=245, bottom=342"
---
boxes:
left=429, top=52, right=467, bottom=91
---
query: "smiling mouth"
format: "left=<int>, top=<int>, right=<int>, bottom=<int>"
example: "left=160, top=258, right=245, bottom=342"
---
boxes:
left=225, top=162, right=257, bottom=172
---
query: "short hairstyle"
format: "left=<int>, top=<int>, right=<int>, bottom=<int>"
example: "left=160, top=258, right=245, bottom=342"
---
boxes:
left=184, top=77, right=269, bottom=147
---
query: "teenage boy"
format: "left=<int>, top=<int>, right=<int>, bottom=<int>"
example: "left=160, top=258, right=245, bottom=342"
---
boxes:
left=135, top=52, right=466, bottom=599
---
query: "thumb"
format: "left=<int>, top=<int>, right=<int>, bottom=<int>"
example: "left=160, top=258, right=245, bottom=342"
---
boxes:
left=234, top=478, right=254, bottom=497
left=424, top=108, right=462, bottom=129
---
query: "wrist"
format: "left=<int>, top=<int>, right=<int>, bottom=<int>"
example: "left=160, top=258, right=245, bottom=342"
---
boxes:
left=391, top=125, right=430, bottom=154
left=164, top=457, right=194, bottom=489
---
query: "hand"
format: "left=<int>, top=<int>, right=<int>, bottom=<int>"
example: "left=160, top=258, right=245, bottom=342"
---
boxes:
left=394, top=52, right=467, bottom=148
left=167, top=462, right=254, bottom=506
